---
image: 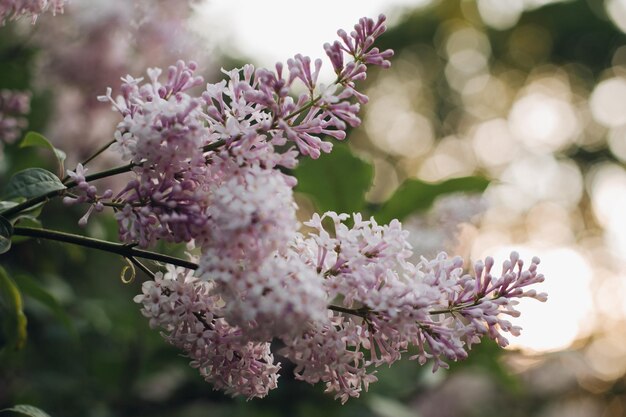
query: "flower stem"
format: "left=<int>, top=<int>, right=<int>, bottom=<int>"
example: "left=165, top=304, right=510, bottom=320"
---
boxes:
left=12, top=227, right=453, bottom=322
left=62, top=139, right=117, bottom=183
left=13, top=226, right=198, bottom=270
left=328, top=305, right=369, bottom=318
left=0, top=162, right=136, bottom=219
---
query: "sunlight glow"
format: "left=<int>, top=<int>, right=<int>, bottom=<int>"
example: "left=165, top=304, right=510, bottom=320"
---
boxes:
left=191, top=0, right=434, bottom=82
left=485, top=246, right=594, bottom=353
left=589, top=77, right=626, bottom=127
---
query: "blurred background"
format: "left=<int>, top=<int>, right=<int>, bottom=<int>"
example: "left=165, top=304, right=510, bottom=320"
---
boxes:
left=2, top=0, right=626, bottom=416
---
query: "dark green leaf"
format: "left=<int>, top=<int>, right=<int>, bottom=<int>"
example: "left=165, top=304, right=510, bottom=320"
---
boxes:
left=0, top=266, right=27, bottom=351
left=375, top=176, right=489, bottom=224
left=294, top=145, right=373, bottom=214
left=20, top=132, right=66, bottom=178
left=0, top=216, right=13, bottom=254
left=3, top=168, right=66, bottom=200
left=13, top=274, right=75, bottom=337
left=1, top=405, right=51, bottom=417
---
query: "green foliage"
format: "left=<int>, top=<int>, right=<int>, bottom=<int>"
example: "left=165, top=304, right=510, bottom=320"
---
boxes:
left=0, top=405, right=52, bottom=417
left=20, top=132, right=66, bottom=179
left=13, top=274, right=75, bottom=337
left=295, top=145, right=489, bottom=224
left=294, top=145, right=373, bottom=214
left=0, top=216, right=13, bottom=254
left=374, top=177, right=489, bottom=224
left=3, top=168, right=66, bottom=200
left=0, top=266, right=27, bottom=351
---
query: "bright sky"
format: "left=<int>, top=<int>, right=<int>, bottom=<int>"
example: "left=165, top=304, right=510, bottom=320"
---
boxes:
left=192, top=0, right=431, bottom=81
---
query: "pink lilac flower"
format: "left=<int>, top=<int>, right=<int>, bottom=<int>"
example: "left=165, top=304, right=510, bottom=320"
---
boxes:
left=134, top=266, right=280, bottom=399
left=0, top=89, right=30, bottom=143
left=280, top=314, right=378, bottom=404
left=197, top=162, right=298, bottom=259
left=97, top=61, right=212, bottom=245
left=0, top=0, right=66, bottom=24
left=62, top=163, right=113, bottom=226
left=119, top=15, right=547, bottom=403
left=198, top=247, right=328, bottom=342
left=280, top=212, right=546, bottom=401
left=99, top=16, right=392, bottom=246
left=34, top=0, right=203, bottom=176
left=99, top=61, right=207, bottom=173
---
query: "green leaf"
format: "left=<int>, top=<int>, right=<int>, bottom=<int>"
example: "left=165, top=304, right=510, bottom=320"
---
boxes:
left=3, top=168, right=66, bottom=200
left=294, top=145, right=374, bottom=214
left=375, top=176, right=490, bottom=224
left=20, top=132, right=66, bottom=178
left=0, top=266, right=27, bottom=351
left=1, top=405, right=52, bottom=417
left=13, top=274, right=76, bottom=338
left=0, top=216, right=13, bottom=254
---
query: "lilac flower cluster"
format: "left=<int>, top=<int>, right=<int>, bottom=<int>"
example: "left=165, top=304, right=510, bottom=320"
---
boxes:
left=84, top=15, right=547, bottom=401
left=62, top=164, right=112, bottom=226
left=281, top=213, right=546, bottom=402
left=134, top=266, right=280, bottom=399
left=0, top=89, right=30, bottom=143
left=94, top=15, right=393, bottom=250
left=0, top=0, right=66, bottom=24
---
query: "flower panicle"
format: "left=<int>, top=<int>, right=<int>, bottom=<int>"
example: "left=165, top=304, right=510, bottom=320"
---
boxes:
left=87, top=14, right=547, bottom=403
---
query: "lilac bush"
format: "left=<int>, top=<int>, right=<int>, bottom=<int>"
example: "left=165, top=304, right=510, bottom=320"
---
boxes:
left=1, top=14, right=546, bottom=403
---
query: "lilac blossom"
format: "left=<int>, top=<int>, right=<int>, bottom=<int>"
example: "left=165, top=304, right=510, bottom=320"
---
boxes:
left=134, top=266, right=280, bottom=399
left=0, top=89, right=31, bottom=144
left=62, top=163, right=112, bottom=226
left=280, top=212, right=546, bottom=402
left=35, top=0, right=203, bottom=178
left=135, top=211, right=547, bottom=402
left=99, top=15, right=549, bottom=402
left=0, top=0, right=66, bottom=24
left=198, top=248, right=328, bottom=342
left=98, top=15, right=393, bottom=244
